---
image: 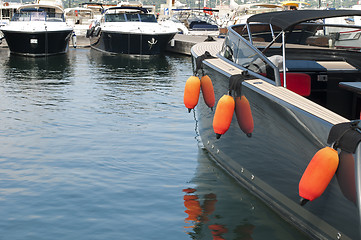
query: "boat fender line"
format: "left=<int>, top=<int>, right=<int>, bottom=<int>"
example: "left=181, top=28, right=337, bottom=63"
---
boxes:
left=194, top=51, right=216, bottom=76
left=86, top=26, right=95, bottom=38
left=229, top=73, right=254, bottom=137
left=204, top=35, right=216, bottom=42
left=183, top=51, right=215, bottom=113
left=184, top=76, right=201, bottom=113
left=213, top=94, right=235, bottom=139
left=299, top=120, right=361, bottom=206
left=94, top=27, right=101, bottom=37
left=195, top=52, right=216, bottom=111
left=327, top=120, right=361, bottom=154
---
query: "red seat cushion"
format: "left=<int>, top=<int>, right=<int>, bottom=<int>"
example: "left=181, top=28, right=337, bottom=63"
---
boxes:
left=280, top=73, right=311, bottom=96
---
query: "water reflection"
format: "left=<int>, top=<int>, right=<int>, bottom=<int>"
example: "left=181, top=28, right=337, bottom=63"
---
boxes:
left=0, top=52, right=74, bottom=115
left=3, top=53, right=73, bottom=83
left=183, top=188, right=230, bottom=240
left=86, top=50, right=186, bottom=116
left=88, top=50, right=172, bottom=77
left=183, top=149, right=308, bottom=240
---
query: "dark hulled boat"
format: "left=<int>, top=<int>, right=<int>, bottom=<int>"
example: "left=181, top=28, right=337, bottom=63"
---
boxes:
left=0, top=1, right=73, bottom=57
left=87, top=5, right=177, bottom=55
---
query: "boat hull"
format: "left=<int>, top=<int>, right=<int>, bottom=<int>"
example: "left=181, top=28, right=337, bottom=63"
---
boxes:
left=2, top=30, right=72, bottom=56
left=192, top=50, right=361, bottom=240
left=90, top=30, right=176, bottom=55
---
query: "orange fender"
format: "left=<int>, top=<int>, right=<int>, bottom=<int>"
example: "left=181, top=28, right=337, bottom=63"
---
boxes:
left=184, top=76, right=201, bottom=112
left=213, top=94, right=235, bottom=139
left=299, top=147, right=339, bottom=205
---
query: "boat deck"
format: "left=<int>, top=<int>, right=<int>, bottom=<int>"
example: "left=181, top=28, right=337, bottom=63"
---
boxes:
left=192, top=41, right=349, bottom=125
left=166, top=34, right=224, bottom=55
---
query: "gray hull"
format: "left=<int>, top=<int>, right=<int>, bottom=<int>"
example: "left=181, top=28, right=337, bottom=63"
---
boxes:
left=192, top=45, right=360, bottom=239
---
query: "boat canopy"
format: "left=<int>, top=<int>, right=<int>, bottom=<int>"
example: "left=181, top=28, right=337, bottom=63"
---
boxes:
left=18, top=4, right=65, bottom=14
left=20, top=8, right=45, bottom=12
left=247, top=9, right=361, bottom=30
left=105, top=6, right=149, bottom=14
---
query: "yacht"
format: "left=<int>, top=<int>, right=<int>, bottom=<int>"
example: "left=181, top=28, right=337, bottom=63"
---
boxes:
left=87, top=4, right=178, bottom=55
left=64, top=7, right=94, bottom=36
left=1, top=0, right=73, bottom=56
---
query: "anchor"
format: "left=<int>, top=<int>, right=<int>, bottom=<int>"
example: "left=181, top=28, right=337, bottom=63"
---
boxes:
left=148, top=38, right=157, bottom=50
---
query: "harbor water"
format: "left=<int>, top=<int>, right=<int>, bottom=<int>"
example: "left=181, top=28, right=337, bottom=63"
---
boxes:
left=0, top=48, right=309, bottom=239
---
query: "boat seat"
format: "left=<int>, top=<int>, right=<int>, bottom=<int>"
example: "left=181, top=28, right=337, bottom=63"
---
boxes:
left=280, top=73, right=311, bottom=97
left=258, top=72, right=311, bottom=96
left=268, top=55, right=358, bottom=73
left=286, top=60, right=358, bottom=72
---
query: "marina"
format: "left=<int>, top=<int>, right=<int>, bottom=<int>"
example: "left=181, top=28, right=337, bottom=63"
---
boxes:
left=1, top=0, right=361, bottom=239
left=0, top=47, right=309, bottom=240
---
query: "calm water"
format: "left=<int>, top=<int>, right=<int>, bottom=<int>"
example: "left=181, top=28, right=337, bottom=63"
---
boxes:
left=0, top=48, right=308, bottom=239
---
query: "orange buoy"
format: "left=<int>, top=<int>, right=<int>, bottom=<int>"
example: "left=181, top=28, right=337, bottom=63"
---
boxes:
left=200, top=75, right=215, bottom=110
left=213, top=94, right=235, bottom=139
left=184, top=76, right=201, bottom=112
left=235, top=96, right=254, bottom=137
left=299, top=147, right=339, bottom=205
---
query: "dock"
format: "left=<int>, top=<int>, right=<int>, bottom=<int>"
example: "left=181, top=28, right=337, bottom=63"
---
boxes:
left=166, top=34, right=224, bottom=55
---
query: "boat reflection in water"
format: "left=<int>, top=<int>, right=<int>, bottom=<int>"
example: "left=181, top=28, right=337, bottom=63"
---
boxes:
left=183, top=149, right=308, bottom=240
left=88, top=49, right=172, bottom=76
left=3, top=51, right=72, bottom=84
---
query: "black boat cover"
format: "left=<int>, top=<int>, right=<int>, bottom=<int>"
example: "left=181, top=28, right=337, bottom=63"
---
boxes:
left=247, top=10, right=361, bottom=31
left=105, top=6, right=149, bottom=13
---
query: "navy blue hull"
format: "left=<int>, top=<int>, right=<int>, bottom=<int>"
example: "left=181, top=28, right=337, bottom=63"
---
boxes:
left=90, top=31, right=176, bottom=55
left=2, top=30, right=72, bottom=56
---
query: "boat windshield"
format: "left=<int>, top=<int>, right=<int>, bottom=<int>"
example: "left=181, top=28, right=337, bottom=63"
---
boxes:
left=12, top=10, right=64, bottom=22
left=104, top=13, right=157, bottom=22
left=220, top=29, right=280, bottom=82
left=139, top=14, right=157, bottom=22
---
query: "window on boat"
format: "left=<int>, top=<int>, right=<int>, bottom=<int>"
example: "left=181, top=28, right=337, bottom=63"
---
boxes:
left=12, top=11, right=46, bottom=21
left=12, top=9, right=64, bottom=22
left=125, top=13, right=140, bottom=22
left=76, top=11, right=93, bottom=18
left=1, top=9, right=13, bottom=19
left=139, top=14, right=157, bottom=23
left=105, top=14, right=126, bottom=22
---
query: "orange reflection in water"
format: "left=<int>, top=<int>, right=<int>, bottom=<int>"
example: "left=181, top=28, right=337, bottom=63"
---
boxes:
left=183, top=188, right=226, bottom=239
left=183, top=188, right=255, bottom=240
